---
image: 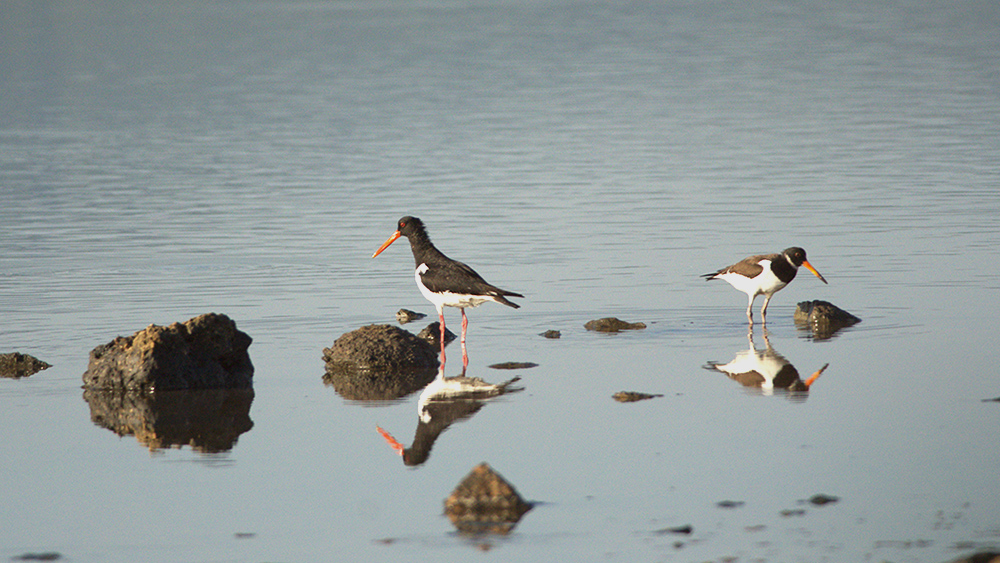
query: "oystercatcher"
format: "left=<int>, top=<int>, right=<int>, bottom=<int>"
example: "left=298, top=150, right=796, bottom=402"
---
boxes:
left=372, top=216, right=523, bottom=366
left=703, top=247, right=827, bottom=325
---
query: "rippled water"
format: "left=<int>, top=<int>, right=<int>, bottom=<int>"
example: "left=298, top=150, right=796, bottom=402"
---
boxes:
left=2, top=1, right=999, bottom=561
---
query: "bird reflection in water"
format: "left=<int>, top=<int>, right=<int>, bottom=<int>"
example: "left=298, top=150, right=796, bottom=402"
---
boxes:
left=704, top=331, right=828, bottom=400
left=376, top=363, right=523, bottom=466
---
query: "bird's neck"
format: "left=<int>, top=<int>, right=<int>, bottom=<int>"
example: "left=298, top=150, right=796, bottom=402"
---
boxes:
left=406, top=230, right=446, bottom=267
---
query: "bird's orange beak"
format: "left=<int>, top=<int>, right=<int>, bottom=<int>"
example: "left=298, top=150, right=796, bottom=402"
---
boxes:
left=805, top=363, right=829, bottom=387
left=802, top=260, right=828, bottom=284
left=376, top=426, right=405, bottom=456
left=372, top=231, right=401, bottom=258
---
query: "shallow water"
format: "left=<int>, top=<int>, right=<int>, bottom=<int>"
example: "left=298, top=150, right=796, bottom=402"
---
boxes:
left=2, top=0, right=999, bottom=561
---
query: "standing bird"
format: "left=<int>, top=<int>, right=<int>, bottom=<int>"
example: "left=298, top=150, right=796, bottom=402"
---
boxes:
left=372, top=216, right=523, bottom=366
left=703, top=247, right=827, bottom=326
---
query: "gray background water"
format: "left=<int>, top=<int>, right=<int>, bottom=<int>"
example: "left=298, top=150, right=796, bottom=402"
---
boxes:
left=2, top=1, right=999, bottom=561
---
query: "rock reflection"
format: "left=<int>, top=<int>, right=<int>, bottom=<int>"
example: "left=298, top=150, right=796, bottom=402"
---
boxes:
left=323, top=365, right=438, bottom=401
left=83, top=388, right=254, bottom=453
left=704, top=331, right=827, bottom=400
left=376, top=365, right=523, bottom=466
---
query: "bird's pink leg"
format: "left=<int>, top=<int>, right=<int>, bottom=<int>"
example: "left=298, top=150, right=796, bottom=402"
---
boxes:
left=438, top=310, right=447, bottom=366
left=461, top=309, right=469, bottom=368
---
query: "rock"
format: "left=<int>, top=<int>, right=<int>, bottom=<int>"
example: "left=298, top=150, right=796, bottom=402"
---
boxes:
left=584, top=317, right=646, bottom=332
left=488, top=362, right=538, bottom=370
left=654, top=524, right=693, bottom=535
left=323, top=324, right=439, bottom=373
left=613, top=391, right=663, bottom=402
left=396, top=308, right=426, bottom=323
left=947, top=552, right=1000, bottom=563
left=717, top=500, right=744, bottom=509
left=11, top=553, right=61, bottom=561
left=539, top=330, right=561, bottom=339
left=0, top=352, right=51, bottom=378
left=794, top=300, right=860, bottom=339
left=83, top=388, right=254, bottom=453
left=416, top=321, right=456, bottom=347
left=82, top=313, right=253, bottom=392
left=444, top=463, right=533, bottom=535
left=322, top=324, right=440, bottom=400
left=806, top=493, right=839, bottom=506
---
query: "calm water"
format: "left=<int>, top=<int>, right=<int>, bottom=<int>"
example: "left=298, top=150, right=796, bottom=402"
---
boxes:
left=2, top=1, right=999, bottom=561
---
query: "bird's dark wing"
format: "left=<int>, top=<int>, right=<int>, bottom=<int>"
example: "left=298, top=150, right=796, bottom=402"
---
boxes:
left=703, top=253, right=774, bottom=280
left=420, top=258, right=523, bottom=301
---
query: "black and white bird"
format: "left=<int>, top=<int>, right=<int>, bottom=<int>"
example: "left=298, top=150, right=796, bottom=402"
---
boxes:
left=372, top=216, right=523, bottom=366
left=703, top=247, right=827, bottom=325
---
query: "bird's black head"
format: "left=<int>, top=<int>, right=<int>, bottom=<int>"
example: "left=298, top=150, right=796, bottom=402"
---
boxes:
left=782, top=247, right=808, bottom=266
left=396, top=216, right=425, bottom=237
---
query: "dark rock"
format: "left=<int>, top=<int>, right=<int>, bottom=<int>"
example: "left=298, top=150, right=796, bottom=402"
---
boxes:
left=806, top=493, right=839, bottom=506
left=488, top=362, right=538, bottom=370
left=82, top=313, right=253, bottom=392
left=416, top=321, right=457, bottom=347
left=717, top=500, right=744, bottom=509
left=654, top=525, right=693, bottom=535
left=947, top=552, right=1000, bottom=563
left=584, top=317, right=646, bottom=332
left=83, top=388, right=254, bottom=453
left=613, top=391, right=663, bottom=402
left=322, top=324, right=440, bottom=400
left=396, top=308, right=426, bottom=323
left=445, top=463, right=533, bottom=535
left=0, top=352, right=51, bottom=378
left=982, top=397, right=1000, bottom=403
left=539, top=330, right=561, bottom=339
left=11, top=553, right=61, bottom=561
left=794, top=300, right=861, bottom=339
left=323, top=324, right=439, bottom=373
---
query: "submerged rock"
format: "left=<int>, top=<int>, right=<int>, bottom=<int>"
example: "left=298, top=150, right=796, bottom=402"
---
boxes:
left=947, top=552, right=1000, bottom=563
left=416, top=321, right=456, bottom=347
left=539, top=330, right=561, bottom=339
left=396, top=308, right=426, bottom=323
left=613, top=391, right=663, bottom=403
left=0, top=352, right=51, bottom=378
left=794, top=300, right=860, bottom=339
left=445, top=463, right=533, bottom=535
left=584, top=317, right=646, bottom=332
left=82, top=313, right=253, bottom=392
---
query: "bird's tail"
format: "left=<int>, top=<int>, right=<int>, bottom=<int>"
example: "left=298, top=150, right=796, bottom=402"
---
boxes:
left=492, top=292, right=522, bottom=309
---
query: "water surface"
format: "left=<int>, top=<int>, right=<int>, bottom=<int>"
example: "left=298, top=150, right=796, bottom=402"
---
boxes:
left=2, top=1, right=999, bottom=562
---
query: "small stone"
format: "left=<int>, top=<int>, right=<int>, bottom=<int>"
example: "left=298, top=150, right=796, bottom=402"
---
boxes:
left=416, top=321, right=456, bottom=346
left=539, top=330, right=561, bottom=339
left=396, top=309, right=426, bottom=323
left=613, top=391, right=663, bottom=402
left=716, top=500, right=744, bottom=509
left=654, top=524, right=693, bottom=535
left=584, top=317, right=646, bottom=332
left=807, top=493, right=839, bottom=506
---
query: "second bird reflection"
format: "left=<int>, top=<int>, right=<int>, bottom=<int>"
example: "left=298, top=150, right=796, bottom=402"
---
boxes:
left=704, top=331, right=828, bottom=401
left=376, top=364, right=523, bottom=466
